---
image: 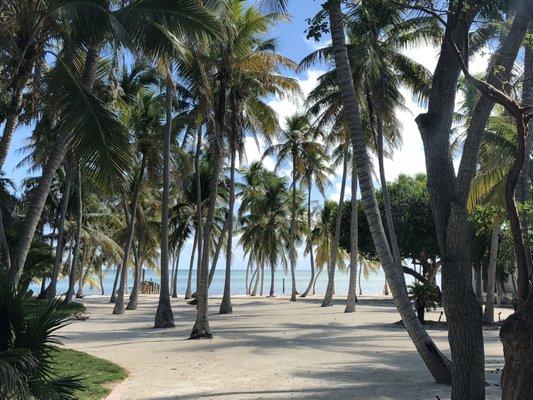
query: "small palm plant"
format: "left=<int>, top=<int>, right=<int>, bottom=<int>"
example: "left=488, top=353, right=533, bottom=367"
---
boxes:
left=0, top=275, right=82, bottom=399
left=408, top=282, right=441, bottom=324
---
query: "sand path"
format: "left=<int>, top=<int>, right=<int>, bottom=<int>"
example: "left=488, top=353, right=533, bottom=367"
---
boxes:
left=60, top=295, right=509, bottom=400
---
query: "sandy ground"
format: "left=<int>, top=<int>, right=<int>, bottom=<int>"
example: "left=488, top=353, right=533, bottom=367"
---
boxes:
left=60, top=295, right=512, bottom=400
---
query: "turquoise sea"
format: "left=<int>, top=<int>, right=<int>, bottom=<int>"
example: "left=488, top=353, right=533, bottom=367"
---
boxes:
left=31, top=267, right=419, bottom=297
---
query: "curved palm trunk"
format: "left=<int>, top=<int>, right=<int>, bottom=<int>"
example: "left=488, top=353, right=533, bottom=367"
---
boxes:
left=301, top=188, right=315, bottom=297
left=483, top=224, right=499, bottom=323
left=63, top=169, right=82, bottom=305
left=326, top=1, right=451, bottom=383
left=76, top=244, right=90, bottom=298
left=8, top=44, right=100, bottom=288
left=220, top=149, right=236, bottom=314
left=245, top=263, right=251, bottom=295
left=0, top=82, right=25, bottom=169
left=251, top=265, right=261, bottom=297
left=185, top=230, right=198, bottom=299
left=312, top=267, right=322, bottom=295
left=172, top=248, right=181, bottom=298
left=114, top=155, right=146, bottom=314
left=358, top=265, right=363, bottom=296
left=193, top=126, right=203, bottom=299
left=48, top=168, right=72, bottom=300
left=323, top=146, right=348, bottom=306
left=208, top=217, right=230, bottom=289
left=154, top=72, right=175, bottom=328
left=127, top=240, right=142, bottom=310
left=260, top=265, right=265, bottom=296
left=289, top=164, right=297, bottom=301
left=269, top=264, right=275, bottom=296
left=345, top=164, right=358, bottom=313
left=376, top=119, right=404, bottom=282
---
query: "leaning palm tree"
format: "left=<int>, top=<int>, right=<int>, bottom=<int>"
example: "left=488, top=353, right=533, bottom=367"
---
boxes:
left=303, top=0, right=452, bottom=382
left=299, top=141, right=332, bottom=297
left=264, top=113, right=326, bottom=301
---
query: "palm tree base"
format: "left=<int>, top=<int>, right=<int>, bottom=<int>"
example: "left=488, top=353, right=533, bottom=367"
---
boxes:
left=154, top=302, right=175, bottom=329
left=290, top=294, right=297, bottom=302
left=188, top=298, right=198, bottom=305
left=321, top=299, right=334, bottom=307
left=344, top=304, right=356, bottom=313
left=219, top=303, right=233, bottom=314
left=113, top=301, right=125, bottom=314
left=126, top=300, right=138, bottom=310
left=190, top=320, right=213, bottom=339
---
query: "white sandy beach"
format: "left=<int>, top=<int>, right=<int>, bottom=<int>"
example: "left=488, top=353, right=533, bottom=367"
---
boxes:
left=60, top=295, right=511, bottom=400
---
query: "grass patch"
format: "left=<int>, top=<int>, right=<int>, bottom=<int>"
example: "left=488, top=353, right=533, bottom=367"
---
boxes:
left=51, top=347, right=128, bottom=400
left=27, top=298, right=86, bottom=318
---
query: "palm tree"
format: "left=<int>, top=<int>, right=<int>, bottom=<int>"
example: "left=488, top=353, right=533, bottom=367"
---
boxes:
left=299, top=143, right=332, bottom=298
left=7, top=0, right=218, bottom=289
left=264, top=113, right=326, bottom=301
left=316, top=0, right=451, bottom=383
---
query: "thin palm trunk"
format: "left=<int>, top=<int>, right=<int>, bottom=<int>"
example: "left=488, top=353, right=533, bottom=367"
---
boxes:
left=483, top=224, right=500, bottom=323
left=323, top=146, right=348, bottom=306
left=75, top=243, right=89, bottom=298
left=114, top=155, right=146, bottom=314
left=8, top=43, right=100, bottom=288
left=326, top=0, right=451, bottom=383
left=185, top=230, right=198, bottom=299
left=269, top=263, right=275, bottom=296
left=0, top=207, right=11, bottom=271
left=301, top=188, right=315, bottom=297
left=47, top=168, right=72, bottom=299
left=63, top=169, right=82, bottom=305
left=312, top=267, right=322, bottom=295
left=345, top=164, right=358, bottom=313
left=208, top=217, right=230, bottom=288
left=251, top=264, right=260, bottom=296
left=127, top=239, right=141, bottom=310
left=220, top=148, right=236, bottom=314
left=289, top=163, right=297, bottom=301
left=0, top=83, right=25, bottom=169
left=154, top=71, right=175, bottom=328
left=194, top=126, right=203, bottom=298
left=245, top=263, right=251, bottom=295
left=376, top=118, right=404, bottom=282
left=172, top=248, right=181, bottom=298
left=358, top=263, right=363, bottom=295
left=260, top=265, right=264, bottom=296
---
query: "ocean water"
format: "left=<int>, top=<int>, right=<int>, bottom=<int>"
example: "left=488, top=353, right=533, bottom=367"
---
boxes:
left=32, top=267, right=419, bottom=297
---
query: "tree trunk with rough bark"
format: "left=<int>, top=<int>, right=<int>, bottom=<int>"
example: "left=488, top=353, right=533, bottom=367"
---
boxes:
left=220, top=149, right=236, bottom=314
left=47, top=168, right=72, bottom=299
left=0, top=81, right=26, bottom=169
left=114, top=155, right=146, bottom=314
left=63, top=169, right=82, bottom=305
left=345, top=162, right=358, bottom=313
left=172, top=249, right=181, bottom=298
left=326, top=0, right=451, bottom=384
left=483, top=225, right=500, bottom=324
left=127, top=240, right=142, bottom=309
left=154, top=71, right=175, bottom=328
left=269, top=264, right=275, bottom=296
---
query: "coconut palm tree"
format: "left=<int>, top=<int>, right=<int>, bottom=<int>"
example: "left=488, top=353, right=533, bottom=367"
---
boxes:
left=264, top=113, right=326, bottom=301
left=308, top=0, right=452, bottom=382
left=299, top=142, right=332, bottom=298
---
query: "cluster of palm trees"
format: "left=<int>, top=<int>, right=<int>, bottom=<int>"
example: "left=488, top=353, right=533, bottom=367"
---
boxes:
left=2, top=0, right=533, bottom=398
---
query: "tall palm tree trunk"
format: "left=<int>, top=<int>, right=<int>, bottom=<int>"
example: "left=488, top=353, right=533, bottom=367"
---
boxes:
left=345, top=163, right=358, bottom=313
left=358, top=265, right=362, bottom=295
left=483, top=224, right=499, bottom=323
left=220, top=148, right=236, bottom=314
left=185, top=230, right=198, bottom=299
left=64, top=169, right=82, bottom=305
left=323, top=146, right=348, bottom=306
left=47, top=168, right=72, bottom=299
left=260, top=265, right=264, bottom=296
left=8, top=43, right=100, bottom=288
left=154, top=71, right=175, bottom=328
left=114, top=155, right=146, bottom=314
left=208, top=217, right=229, bottom=288
left=251, top=265, right=260, bottom=296
left=326, top=0, right=451, bottom=383
left=289, top=163, right=297, bottom=301
left=313, top=267, right=322, bottom=295
left=301, top=189, right=315, bottom=297
left=194, top=126, right=203, bottom=299
left=269, top=264, right=275, bottom=296
left=0, top=207, right=11, bottom=271
left=245, top=263, right=251, bottom=295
